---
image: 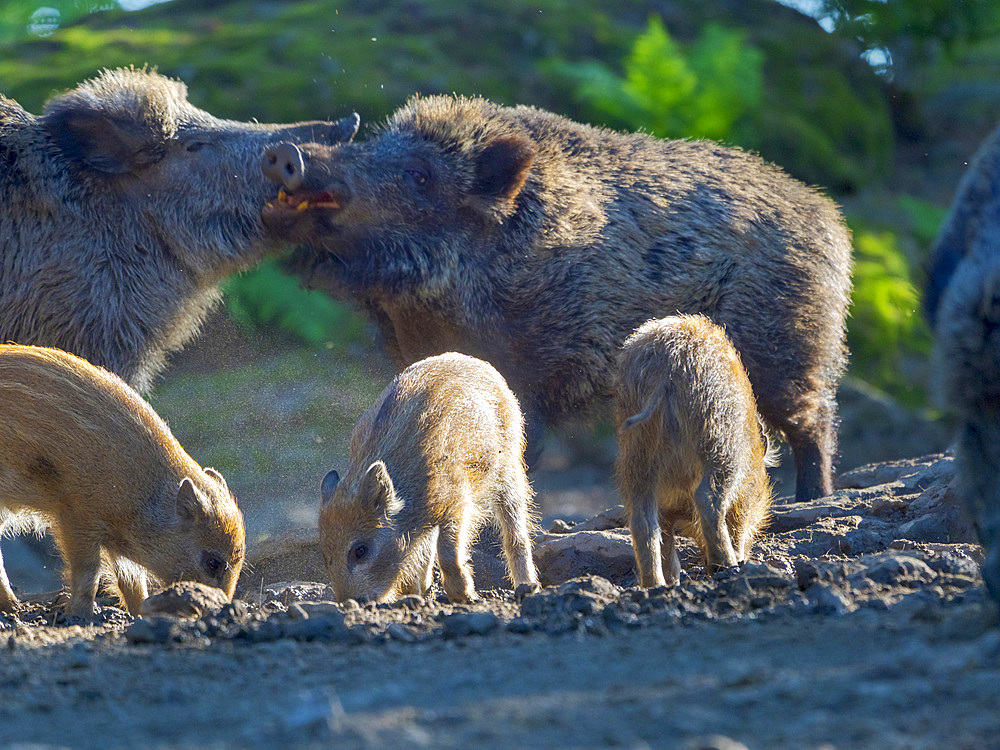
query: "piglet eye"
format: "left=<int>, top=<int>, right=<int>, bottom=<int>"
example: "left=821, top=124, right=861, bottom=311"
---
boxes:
left=201, top=551, right=223, bottom=575
left=186, top=141, right=207, bottom=152
left=350, top=543, right=368, bottom=562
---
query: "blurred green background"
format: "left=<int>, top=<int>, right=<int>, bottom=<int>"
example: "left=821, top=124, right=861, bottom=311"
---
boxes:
left=3, top=0, right=999, bottom=535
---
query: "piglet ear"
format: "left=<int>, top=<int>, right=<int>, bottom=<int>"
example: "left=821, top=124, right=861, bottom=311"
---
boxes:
left=175, top=477, right=206, bottom=522
left=43, top=108, right=165, bottom=174
left=472, top=135, right=536, bottom=208
left=361, top=461, right=402, bottom=517
left=320, top=470, right=341, bottom=506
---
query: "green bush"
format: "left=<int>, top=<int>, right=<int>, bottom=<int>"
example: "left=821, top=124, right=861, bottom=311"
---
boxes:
left=548, top=17, right=764, bottom=143
left=847, top=228, right=933, bottom=405
left=223, top=261, right=368, bottom=349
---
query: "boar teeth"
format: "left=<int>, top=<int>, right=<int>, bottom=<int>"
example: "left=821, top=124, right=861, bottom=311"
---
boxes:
left=296, top=201, right=310, bottom=211
left=278, top=189, right=287, bottom=202
left=312, top=201, right=341, bottom=209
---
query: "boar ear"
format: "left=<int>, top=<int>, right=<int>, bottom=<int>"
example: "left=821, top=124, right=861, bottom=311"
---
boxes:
left=43, top=108, right=165, bottom=174
left=320, top=470, right=341, bottom=506
left=204, top=467, right=228, bottom=491
left=361, top=461, right=403, bottom=517
left=175, top=477, right=207, bottom=522
left=331, top=112, right=360, bottom=144
left=472, top=135, right=536, bottom=207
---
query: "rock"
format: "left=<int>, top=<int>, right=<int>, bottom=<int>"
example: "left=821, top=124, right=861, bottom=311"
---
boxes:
left=836, top=452, right=949, bottom=491
left=441, top=611, right=501, bottom=638
left=125, top=616, right=176, bottom=645
left=520, top=576, right=620, bottom=619
left=282, top=612, right=353, bottom=642
left=684, top=735, right=750, bottom=750
left=142, top=582, right=230, bottom=619
left=803, top=583, right=851, bottom=615
left=386, top=622, right=420, bottom=643
left=861, top=554, right=936, bottom=586
left=533, top=529, right=636, bottom=586
left=547, top=519, right=576, bottom=534
left=572, top=505, right=627, bottom=532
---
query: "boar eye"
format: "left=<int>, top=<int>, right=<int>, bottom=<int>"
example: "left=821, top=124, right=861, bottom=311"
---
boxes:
left=186, top=141, right=208, bottom=153
left=404, top=168, right=428, bottom=186
left=350, top=542, right=368, bottom=562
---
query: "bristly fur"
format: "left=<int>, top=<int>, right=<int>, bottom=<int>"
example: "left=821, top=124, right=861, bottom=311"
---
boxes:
left=614, top=315, right=774, bottom=589
left=0, top=344, right=246, bottom=617
left=1, top=67, right=356, bottom=392
left=275, top=94, right=852, bottom=502
left=318, top=353, right=539, bottom=603
left=933, top=220, right=1000, bottom=603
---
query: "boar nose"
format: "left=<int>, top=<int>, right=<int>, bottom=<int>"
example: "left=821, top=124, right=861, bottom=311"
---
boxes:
left=262, top=142, right=305, bottom=191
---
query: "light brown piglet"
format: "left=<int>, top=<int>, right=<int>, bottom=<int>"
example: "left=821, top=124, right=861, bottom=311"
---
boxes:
left=318, top=352, right=538, bottom=604
left=615, top=315, right=774, bottom=589
left=0, top=344, right=245, bottom=618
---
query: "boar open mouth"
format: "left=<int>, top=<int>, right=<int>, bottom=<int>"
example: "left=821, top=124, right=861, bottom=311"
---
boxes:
left=265, top=188, right=344, bottom=212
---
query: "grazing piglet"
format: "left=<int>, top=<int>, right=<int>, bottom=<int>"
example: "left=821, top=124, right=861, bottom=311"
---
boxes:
left=318, top=352, right=538, bottom=603
left=0, top=345, right=245, bottom=617
left=615, top=315, right=774, bottom=588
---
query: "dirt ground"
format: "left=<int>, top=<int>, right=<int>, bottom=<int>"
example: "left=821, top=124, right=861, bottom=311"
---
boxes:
left=2, top=448, right=998, bottom=749
left=1, top=324, right=995, bottom=749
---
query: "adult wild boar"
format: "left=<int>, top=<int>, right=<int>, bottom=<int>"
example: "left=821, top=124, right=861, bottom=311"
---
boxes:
left=262, top=96, right=852, bottom=502
left=924, top=121, right=1000, bottom=327
left=932, top=190, right=1000, bottom=604
left=0, top=67, right=358, bottom=391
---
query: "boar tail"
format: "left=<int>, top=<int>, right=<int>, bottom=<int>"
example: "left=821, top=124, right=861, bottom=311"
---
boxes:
left=622, top=392, right=663, bottom=430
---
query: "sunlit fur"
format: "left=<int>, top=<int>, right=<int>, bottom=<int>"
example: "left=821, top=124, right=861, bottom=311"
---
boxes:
left=319, top=353, right=538, bottom=604
left=275, top=94, right=852, bottom=502
left=0, top=345, right=245, bottom=617
left=0, top=67, right=356, bottom=392
left=615, top=315, right=774, bottom=589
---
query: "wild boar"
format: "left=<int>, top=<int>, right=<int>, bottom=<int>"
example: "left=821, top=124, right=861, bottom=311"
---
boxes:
left=924, top=121, right=1000, bottom=327
left=933, top=221, right=1000, bottom=603
left=318, top=352, right=538, bottom=603
left=615, top=315, right=774, bottom=588
left=262, top=95, right=852, bottom=502
left=0, top=344, right=245, bottom=618
left=0, top=67, right=358, bottom=392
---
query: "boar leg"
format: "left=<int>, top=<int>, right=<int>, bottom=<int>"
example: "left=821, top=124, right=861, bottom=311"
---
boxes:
left=436, top=514, right=478, bottom=603
left=59, top=534, right=102, bottom=619
left=657, top=509, right=683, bottom=587
left=494, top=471, right=539, bottom=589
left=693, top=471, right=739, bottom=571
left=399, top=529, right=438, bottom=598
left=627, top=487, right=667, bottom=589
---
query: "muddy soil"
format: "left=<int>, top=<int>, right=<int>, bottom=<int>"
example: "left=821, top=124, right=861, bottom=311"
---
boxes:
left=1, top=454, right=997, bottom=749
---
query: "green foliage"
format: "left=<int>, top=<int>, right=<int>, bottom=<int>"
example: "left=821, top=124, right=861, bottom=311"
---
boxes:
left=847, top=228, right=933, bottom=405
left=223, top=261, right=368, bottom=349
left=549, top=17, right=764, bottom=142
left=895, top=195, right=949, bottom=248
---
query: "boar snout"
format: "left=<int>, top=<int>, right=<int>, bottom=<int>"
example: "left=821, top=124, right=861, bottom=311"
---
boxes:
left=262, top=142, right=305, bottom=191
